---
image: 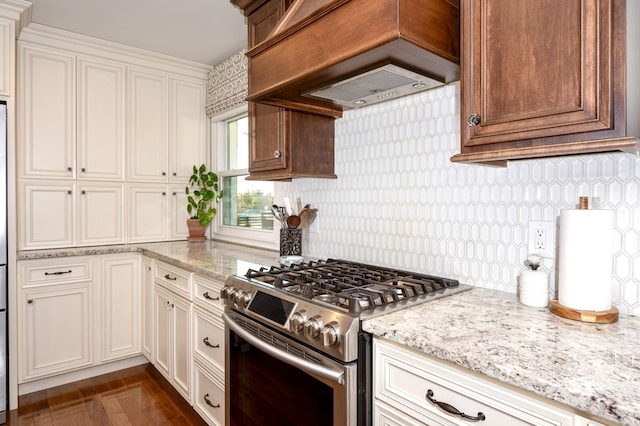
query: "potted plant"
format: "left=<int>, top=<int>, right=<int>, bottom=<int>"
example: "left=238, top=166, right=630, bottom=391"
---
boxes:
left=185, top=164, right=223, bottom=242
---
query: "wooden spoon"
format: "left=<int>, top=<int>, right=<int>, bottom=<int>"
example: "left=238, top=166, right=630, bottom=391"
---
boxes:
left=286, top=215, right=300, bottom=229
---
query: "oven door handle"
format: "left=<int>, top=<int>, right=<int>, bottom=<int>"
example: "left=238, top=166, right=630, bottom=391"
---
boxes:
left=223, top=312, right=345, bottom=385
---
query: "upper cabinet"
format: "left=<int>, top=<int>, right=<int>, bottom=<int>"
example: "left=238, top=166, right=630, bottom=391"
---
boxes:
left=452, top=0, right=639, bottom=165
left=232, top=0, right=337, bottom=180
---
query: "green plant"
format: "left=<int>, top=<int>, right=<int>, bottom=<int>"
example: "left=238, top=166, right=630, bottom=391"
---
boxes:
left=185, top=164, right=223, bottom=227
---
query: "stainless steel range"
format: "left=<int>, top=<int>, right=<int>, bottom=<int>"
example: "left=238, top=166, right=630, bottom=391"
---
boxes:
left=221, top=259, right=471, bottom=426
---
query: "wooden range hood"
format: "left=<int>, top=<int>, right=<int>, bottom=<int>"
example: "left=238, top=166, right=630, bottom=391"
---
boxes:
left=245, top=0, right=461, bottom=117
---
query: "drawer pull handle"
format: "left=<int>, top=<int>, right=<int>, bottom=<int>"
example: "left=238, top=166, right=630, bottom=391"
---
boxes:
left=44, top=270, right=72, bottom=276
left=164, top=274, right=177, bottom=281
left=203, top=393, right=220, bottom=408
left=203, top=337, right=220, bottom=348
left=426, top=389, right=486, bottom=422
left=203, top=291, right=219, bottom=301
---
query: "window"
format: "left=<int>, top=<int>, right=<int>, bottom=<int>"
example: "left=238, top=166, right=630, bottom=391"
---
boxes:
left=211, top=106, right=278, bottom=248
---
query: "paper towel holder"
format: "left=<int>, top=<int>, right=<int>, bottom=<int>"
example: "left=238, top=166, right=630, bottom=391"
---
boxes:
left=549, top=300, right=619, bottom=323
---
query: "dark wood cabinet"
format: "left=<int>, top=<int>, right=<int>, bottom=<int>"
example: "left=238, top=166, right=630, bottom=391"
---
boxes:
left=452, top=0, right=637, bottom=165
left=232, top=0, right=336, bottom=180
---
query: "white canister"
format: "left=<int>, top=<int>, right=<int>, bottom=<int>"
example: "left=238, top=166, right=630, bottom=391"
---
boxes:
left=518, top=269, right=549, bottom=308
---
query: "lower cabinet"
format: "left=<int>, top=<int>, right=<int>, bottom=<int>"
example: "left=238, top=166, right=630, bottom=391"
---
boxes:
left=154, top=282, right=191, bottom=401
left=18, top=254, right=141, bottom=383
left=192, top=274, right=226, bottom=426
left=374, top=338, right=576, bottom=426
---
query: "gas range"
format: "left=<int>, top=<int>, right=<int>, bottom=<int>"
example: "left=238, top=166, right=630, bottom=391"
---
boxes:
left=221, top=259, right=471, bottom=362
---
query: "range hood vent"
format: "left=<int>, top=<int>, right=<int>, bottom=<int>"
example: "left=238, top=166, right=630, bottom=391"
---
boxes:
left=245, top=0, right=460, bottom=117
left=304, top=64, right=445, bottom=108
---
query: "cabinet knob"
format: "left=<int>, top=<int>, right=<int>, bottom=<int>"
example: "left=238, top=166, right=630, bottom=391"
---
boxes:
left=67, top=167, right=72, bottom=172
left=67, top=190, right=72, bottom=195
left=162, top=172, right=167, bottom=176
left=81, top=190, right=86, bottom=195
left=173, top=172, right=177, bottom=176
left=467, top=114, right=481, bottom=127
left=273, top=150, right=282, bottom=158
left=162, top=192, right=166, bottom=196
left=81, top=167, right=86, bottom=173
left=27, top=299, right=33, bottom=304
left=172, top=192, right=177, bottom=196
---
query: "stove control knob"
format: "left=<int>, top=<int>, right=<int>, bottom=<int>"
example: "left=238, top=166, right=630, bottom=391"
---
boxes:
left=305, top=316, right=323, bottom=340
left=237, top=292, right=251, bottom=309
left=290, top=310, right=307, bottom=334
left=321, top=322, right=340, bottom=347
left=220, top=286, right=234, bottom=303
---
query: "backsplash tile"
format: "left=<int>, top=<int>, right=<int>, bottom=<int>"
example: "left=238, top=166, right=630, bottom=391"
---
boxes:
left=291, top=82, right=640, bottom=316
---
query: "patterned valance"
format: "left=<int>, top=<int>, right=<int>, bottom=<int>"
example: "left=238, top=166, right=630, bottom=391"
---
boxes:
left=206, top=49, right=248, bottom=117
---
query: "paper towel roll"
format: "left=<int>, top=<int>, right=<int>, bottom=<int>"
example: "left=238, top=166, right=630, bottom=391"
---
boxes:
left=558, top=208, right=613, bottom=311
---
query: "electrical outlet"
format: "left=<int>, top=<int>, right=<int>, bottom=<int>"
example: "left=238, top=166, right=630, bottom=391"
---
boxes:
left=528, top=220, right=555, bottom=258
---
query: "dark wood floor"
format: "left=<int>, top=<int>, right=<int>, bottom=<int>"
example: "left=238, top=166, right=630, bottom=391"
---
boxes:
left=7, top=364, right=207, bottom=425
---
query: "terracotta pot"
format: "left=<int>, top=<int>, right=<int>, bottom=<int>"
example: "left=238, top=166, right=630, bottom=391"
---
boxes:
left=187, top=219, right=208, bottom=242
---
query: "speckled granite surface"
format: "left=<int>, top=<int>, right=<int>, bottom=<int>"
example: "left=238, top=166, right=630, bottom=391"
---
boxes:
left=19, top=243, right=640, bottom=424
left=17, top=240, right=279, bottom=281
left=363, top=287, right=640, bottom=425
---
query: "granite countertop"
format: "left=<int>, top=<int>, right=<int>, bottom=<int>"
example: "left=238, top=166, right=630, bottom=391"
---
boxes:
left=19, top=242, right=640, bottom=424
left=363, top=287, right=640, bottom=426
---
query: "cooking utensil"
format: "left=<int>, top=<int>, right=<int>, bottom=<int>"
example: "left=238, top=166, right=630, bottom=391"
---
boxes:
left=271, top=205, right=287, bottom=227
left=286, top=215, right=300, bottom=229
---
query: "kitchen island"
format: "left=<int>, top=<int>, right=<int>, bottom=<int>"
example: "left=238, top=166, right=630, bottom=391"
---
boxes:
left=18, top=240, right=640, bottom=425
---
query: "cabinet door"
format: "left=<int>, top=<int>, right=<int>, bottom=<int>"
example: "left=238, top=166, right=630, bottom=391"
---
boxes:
left=78, top=182, right=124, bottom=246
left=127, top=185, right=168, bottom=243
left=460, top=0, right=619, bottom=148
left=21, top=285, right=92, bottom=381
left=19, top=44, right=75, bottom=178
left=154, top=284, right=172, bottom=380
left=170, top=78, right=206, bottom=182
left=100, top=255, right=141, bottom=362
left=77, top=58, right=125, bottom=180
left=0, top=19, right=12, bottom=96
left=19, top=181, right=75, bottom=249
left=127, top=68, right=169, bottom=182
left=169, top=185, right=189, bottom=240
left=172, top=294, right=191, bottom=401
left=142, top=257, right=154, bottom=362
left=248, top=102, right=287, bottom=173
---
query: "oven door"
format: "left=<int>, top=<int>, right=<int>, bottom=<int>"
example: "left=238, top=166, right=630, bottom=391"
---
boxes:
left=223, top=310, right=358, bottom=426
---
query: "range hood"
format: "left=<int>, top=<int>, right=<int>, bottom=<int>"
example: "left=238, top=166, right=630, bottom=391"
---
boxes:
left=245, top=0, right=460, bottom=117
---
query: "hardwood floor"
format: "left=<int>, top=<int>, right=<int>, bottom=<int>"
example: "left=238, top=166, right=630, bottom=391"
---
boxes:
left=7, top=364, right=207, bottom=425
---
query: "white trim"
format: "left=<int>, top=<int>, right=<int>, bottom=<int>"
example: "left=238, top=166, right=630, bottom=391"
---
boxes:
left=209, top=105, right=283, bottom=251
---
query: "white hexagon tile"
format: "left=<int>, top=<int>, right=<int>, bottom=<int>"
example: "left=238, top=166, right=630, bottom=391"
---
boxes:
left=291, top=82, right=640, bottom=316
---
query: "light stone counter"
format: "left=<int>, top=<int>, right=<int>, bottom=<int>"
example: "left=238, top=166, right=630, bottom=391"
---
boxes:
left=17, top=240, right=279, bottom=281
left=362, top=287, right=640, bottom=426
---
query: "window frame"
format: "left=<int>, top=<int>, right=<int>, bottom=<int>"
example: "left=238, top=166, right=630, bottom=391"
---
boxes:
left=209, top=104, right=280, bottom=250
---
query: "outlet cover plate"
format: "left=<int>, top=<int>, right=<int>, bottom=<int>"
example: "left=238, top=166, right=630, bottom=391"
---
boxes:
left=528, top=220, right=555, bottom=258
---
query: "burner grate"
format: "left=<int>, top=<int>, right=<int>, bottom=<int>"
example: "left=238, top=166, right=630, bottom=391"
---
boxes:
left=245, top=259, right=459, bottom=314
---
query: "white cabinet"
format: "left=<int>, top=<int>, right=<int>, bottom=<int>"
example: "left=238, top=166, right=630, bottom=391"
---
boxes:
left=99, top=254, right=141, bottom=362
left=192, top=274, right=225, bottom=426
left=142, top=257, right=154, bottom=362
left=19, top=181, right=75, bottom=249
left=0, top=18, right=13, bottom=96
left=78, top=182, right=124, bottom=246
left=373, top=338, right=575, bottom=426
left=154, top=261, right=193, bottom=401
left=18, top=258, right=94, bottom=382
left=170, top=78, right=207, bottom=182
left=19, top=180, right=124, bottom=249
left=126, top=68, right=169, bottom=182
left=18, top=254, right=142, bottom=384
left=127, top=184, right=168, bottom=243
left=18, top=44, right=125, bottom=181
left=77, top=57, right=125, bottom=180
left=18, top=44, right=75, bottom=179
left=155, top=283, right=191, bottom=401
left=127, top=71, right=207, bottom=184
left=128, top=184, right=191, bottom=243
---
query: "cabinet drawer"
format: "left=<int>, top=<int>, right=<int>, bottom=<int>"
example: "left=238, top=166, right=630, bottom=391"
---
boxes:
left=193, top=361, right=225, bottom=426
left=20, top=258, right=92, bottom=287
left=193, top=306, right=224, bottom=373
left=155, top=261, right=192, bottom=299
left=374, top=339, right=573, bottom=426
left=193, top=275, right=224, bottom=313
